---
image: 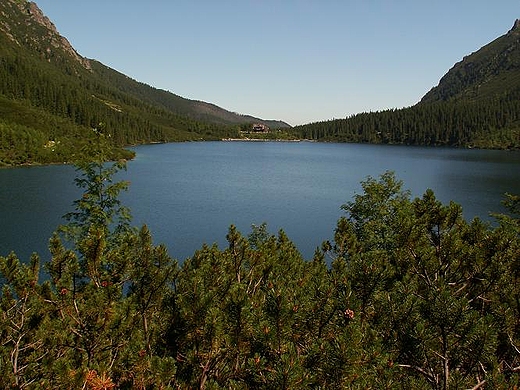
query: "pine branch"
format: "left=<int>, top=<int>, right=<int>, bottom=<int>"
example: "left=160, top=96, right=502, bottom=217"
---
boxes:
left=470, top=379, right=486, bottom=390
left=397, top=364, right=436, bottom=384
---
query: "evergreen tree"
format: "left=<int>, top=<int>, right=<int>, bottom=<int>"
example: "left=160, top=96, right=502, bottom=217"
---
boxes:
left=1, top=165, right=519, bottom=388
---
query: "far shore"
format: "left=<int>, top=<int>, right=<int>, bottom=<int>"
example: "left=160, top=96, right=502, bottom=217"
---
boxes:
left=222, top=138, right=313, bottom=142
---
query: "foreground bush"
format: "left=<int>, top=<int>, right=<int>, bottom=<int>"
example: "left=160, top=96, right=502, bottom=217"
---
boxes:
left=1, top=134, right=519, bottom=389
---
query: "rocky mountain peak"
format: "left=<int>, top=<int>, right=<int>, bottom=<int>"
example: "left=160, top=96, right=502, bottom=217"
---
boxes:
left=1, top=0, right=91, bottom=70
left=508, top=19, right=520, bottom=35
left=25, top=2, right=55, bottom=31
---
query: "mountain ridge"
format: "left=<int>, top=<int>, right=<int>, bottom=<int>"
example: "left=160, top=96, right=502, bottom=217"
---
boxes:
left=0, top=0, right=91, bottom=69
left=0, top=0, right=290, bottom=164
left=1, top=1, right=518, bottom=165
left=420, top=19, right=520, bottom=103
left=6, top=0, right=290, bottom=129
left=290, top=19, right=520, bottom=149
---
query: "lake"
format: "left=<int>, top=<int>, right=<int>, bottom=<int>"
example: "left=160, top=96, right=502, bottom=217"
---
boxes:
left=1, top=142, right=519, bottom=262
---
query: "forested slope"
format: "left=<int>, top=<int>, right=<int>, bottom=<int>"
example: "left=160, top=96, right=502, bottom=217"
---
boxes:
left=0, top=0, right=288, bottom=166
left=293, top=93, right=520, bottom=148
left=291, top=20, right=520, bottom=149
left=421, top=19, right=520, bottom=103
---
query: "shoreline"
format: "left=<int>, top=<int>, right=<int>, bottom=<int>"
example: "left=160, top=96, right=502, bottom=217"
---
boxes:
left=2, top=139, right=517, bottom=168
left=221, top=138, right=313, bottom=142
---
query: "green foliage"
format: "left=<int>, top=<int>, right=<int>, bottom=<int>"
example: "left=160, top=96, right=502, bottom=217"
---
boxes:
left=291, top=96, right=520, bottom=149
left=1, top=165, right=520, bottom=388
left=325, top=172, right=520, bottom=389
left=61, top=125, right=132, bottom=241
left=421, top=21, right=520, bottom=103
left=0, top=0, right=292, bottom=165
left=5, top=0, right=520, bottom=387
left=292, top=23, right=520, bottom=150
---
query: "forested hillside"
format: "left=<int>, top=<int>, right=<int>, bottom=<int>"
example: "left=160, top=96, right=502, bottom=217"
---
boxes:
left=0, top=0, right=288, bottom=166
left=421, top=19, right=520, bottom=103
left=2, top=1, right=518, bottom=166
left=1, top=136, right=519, bottom=387
left=291, top=20, right=520, bottom=149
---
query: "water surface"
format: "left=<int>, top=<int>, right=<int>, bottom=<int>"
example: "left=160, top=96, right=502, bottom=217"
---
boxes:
left=1, top=142, right=519, bottom=261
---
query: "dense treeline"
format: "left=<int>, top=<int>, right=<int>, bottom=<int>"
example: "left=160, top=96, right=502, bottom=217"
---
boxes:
left=0, top=0, right=293, bottom=166
left=2, top=0, right=519, bottom=166
left=1, top=135, right=519, bottom=388
left=0, top=96, right=135, bottom=165
left=291, top=92, right=520, bottom=149
left=291, top=20, right=520, bottom=150
left=0, top=40, right=239, bottom=165
left=0, top=0, right=240, bottom=167
left=89, top=62, right=289, bottom=129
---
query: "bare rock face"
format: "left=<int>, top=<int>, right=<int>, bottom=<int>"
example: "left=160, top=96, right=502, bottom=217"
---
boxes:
left=25, top=2, right=55, bottom=31
left=1, top=0, right=91, bottom=70
left=509, top=19, right=520, bottom=35
left=26, top=1, right=91, bottom=69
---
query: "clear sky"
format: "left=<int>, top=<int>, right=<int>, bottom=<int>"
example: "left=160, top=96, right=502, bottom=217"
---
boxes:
left=35, top=1, right=519, bottom=126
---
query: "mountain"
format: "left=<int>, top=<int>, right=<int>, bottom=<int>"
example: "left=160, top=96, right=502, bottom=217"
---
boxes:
left=0, top=0, right=289, bottom=165
left=87, top=60, right=290, bottom=129
left=291, top=20, right=520, bottom=149
left=421, top=19, right=520, bottom=103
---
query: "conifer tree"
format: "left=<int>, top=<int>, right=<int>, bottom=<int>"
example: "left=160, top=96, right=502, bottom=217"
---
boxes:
left=2, top=162, right=520, bottom=388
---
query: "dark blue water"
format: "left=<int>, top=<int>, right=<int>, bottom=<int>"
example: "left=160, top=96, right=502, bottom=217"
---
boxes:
left=1, top=142, right=519, bottom=262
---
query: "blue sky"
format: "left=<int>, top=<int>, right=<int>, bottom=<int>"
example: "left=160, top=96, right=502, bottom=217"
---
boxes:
left=35, top=1, right=519, bottom=126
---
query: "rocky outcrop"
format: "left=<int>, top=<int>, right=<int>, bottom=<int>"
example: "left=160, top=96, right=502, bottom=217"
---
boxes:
left=1, top=0, right=91, bottom=70
left=26, top=1, right=91, bottom=69
left=421, top=18, right=520, bottom=103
